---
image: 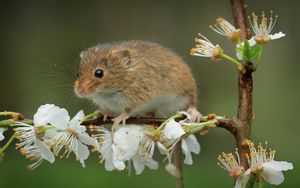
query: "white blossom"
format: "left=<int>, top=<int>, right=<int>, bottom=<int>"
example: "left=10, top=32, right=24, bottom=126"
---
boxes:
left=235, top=142, right=293, bottom=187
left=51, top=109, right=98, bottom=167
left=210, top=17, right=241, bottom=42
left=248, top=11, right=285, bottom=45
left=246, top=142, right=293, bottom=185
left=95, top=125, right=158, bottom=175
left=191, top=34, right=223, bottom=60
left=14, top=104, right=60, bottom=169
left=217, top=150, right=245, bottom=188
left=162, top=112, right=202, bottom=165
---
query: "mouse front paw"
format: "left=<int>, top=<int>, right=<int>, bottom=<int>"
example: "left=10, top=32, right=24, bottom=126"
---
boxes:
left=93, top=110, right=112, bottom=122
left=187, top=107, right=202, bottom=123
left=111, top=112, right=130, bottom=131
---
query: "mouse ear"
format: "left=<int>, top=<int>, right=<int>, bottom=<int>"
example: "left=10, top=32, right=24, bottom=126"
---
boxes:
left=112, top=49, right=133, bottom=68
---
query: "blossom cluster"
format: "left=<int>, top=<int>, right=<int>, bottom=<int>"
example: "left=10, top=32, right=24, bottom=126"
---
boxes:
left=191, top=11, right=285, bottom=69
left=218, top=141, right=293, bottom=188
left=0, top=104, right=211, bottom=175
left=13, top=104, right=99, bottom=169
left=91, top=115, right=203, bottom=175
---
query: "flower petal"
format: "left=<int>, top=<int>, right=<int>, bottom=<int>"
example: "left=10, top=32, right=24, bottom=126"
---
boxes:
left=248, top=37, right=257, bottom=46
left=262, top=166, right=284, bottom=185
left=164, top=119, right=185, bottom=139
left=104, top=156, right=115, bottom=171
left=43, top=128, right=59, bottom=140
left=270, top=32, right=285, bottom=40
left=34, top=104, right=70, bottom=129
left=132, top=155, right=145, bottom=175
left=165, top=163, right=180, bottom=178
left=77, top=140, right=90, bottom=167
left=100, top=130, right=115, bottom=171
left=113, top=125, right=142, bottom=160
left=236, top=51, right=243, bottom=61
left=78, top=132, right=98, bottom=148
left=157, top=142, right=168, bottom=155
left=234, top=171, right=251, bottom=188
left=146, top=159, right=159, bottom=170
left=35, top=140, right=55, bottom=163
left=263, top=160, right=293, bottom=171
left=69, top=119, right=86, bottom=133
left=72, top=110, right=85, bottom=122
left=184, top=135, right=200, bottom=154
left=0, top=128, right=5, bottom=141
left=112, top=144, right=126, bottom=170
left=178, top=111, right=191, bottom=124
left=181, top=139, right=193, bottom=165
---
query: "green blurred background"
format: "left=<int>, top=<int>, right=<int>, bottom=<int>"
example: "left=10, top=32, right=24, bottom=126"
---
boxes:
left=0, top=0, right=299, bottom=187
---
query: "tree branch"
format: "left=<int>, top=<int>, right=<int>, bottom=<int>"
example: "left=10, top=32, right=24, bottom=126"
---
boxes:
left=231, top=0, right=253, bottom=169
left=230, top=0, right=250, bottom=41
left=174, top=144, right=184, bottom=188
left=82, top=115, right=235, bottom=132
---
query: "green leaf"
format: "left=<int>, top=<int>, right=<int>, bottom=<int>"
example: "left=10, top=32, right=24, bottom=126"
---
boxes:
left=243, top=40, right=251, bottom=62
left=250, top=47, right=261, bottom=59
left=236, top=45, right=243, bottom=53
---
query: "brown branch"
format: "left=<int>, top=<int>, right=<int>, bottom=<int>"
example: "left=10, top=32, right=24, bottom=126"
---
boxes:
left=230, top=0, right=250, bottom=41
left=231, top=0, right=253, bottom=169
left=82, top=116, right=234, bottom=131
left=174, top=144, right=184, bottom=188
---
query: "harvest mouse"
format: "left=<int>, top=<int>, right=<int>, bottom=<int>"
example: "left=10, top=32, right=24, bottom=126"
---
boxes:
left=74, top=40, right=201, bottom=130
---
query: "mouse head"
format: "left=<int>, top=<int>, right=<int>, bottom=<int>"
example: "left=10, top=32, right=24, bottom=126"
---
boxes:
left=74, top=45, right=134, bottom=98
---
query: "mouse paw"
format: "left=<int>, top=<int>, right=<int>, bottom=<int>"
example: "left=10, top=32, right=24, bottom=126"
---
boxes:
left=93, top=110, right=111, bottom=122
left=187, top=107, right=202, bottom=123
left=103, top=112, right=113, bottom=122
left=111, top=112, right=129, bottom=131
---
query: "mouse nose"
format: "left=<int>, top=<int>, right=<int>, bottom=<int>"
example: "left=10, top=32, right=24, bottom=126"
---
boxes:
left=74, top=80, right=94, bottom=97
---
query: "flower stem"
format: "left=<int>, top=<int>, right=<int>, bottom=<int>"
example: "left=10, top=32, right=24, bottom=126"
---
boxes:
left=0, top=119, right=33, bottom=127
left=185, top=120, right=218, bottom=134
left=221, top=53, right=244, bottom=69
left=254, top=45, right=264, bottom=70
left=258, top=177, right=264, bottom=188
left=0, top=111, right=20, bottom=116
left=245, top=174, right=256, bottom=188
left=0, top=132, right=16, bottom=154
left=80, top=113, right=99, bottom=124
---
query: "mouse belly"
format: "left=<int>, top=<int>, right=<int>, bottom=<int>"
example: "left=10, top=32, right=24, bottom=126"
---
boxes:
left=91, top=91, right=125, bottom=115
left=91, top=93, right=189, bottom=118
left=132, top=95, right=189, bottom=118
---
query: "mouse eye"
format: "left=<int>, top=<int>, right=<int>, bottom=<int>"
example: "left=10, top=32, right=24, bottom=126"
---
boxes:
left=94, top=69, right=104, bottom=78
